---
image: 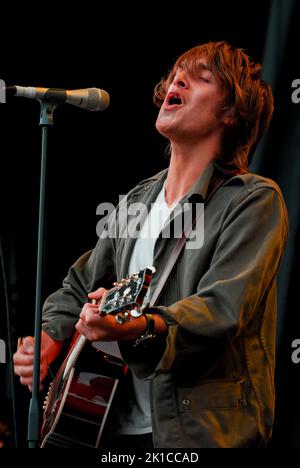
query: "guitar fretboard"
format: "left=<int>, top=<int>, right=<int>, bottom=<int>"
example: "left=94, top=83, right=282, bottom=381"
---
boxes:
left=63, top=334, right=87, bottom=380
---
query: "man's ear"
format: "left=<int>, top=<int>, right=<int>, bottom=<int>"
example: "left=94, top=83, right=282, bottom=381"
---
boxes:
left=222, top=105, right=236, bottom=126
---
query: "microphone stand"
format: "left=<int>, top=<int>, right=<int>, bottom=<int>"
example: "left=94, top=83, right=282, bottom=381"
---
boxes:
left=27, top=100, right=60, bottom=448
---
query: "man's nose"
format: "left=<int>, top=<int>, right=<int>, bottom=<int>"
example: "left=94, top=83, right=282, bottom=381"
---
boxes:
left=173, top=70, right=189, bottom=89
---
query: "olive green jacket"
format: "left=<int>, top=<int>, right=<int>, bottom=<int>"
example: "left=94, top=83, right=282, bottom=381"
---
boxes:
left=43, top=163, right=288, bottom=448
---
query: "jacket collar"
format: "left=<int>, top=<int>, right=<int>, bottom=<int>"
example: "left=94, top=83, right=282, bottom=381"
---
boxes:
left=128, top=160, right=236, bottom=205
left=185, top=161, right=214, bottom=202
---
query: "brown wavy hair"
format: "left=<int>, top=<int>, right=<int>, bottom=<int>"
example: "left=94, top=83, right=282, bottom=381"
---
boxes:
left=154, top=41, right=274, bottom=174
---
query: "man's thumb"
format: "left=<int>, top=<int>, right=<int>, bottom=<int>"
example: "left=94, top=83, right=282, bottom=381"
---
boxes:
left=23, top=336, right=34, bottom=354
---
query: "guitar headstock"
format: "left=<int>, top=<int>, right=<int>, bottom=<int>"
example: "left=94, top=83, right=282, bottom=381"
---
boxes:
left=99, top=267, right=155, bottom=318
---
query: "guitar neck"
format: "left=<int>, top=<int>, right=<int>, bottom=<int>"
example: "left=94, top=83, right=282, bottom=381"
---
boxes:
left=63, top=334, right=87, bottom=380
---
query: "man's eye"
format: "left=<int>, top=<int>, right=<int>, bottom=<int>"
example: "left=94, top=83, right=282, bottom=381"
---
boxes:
left=199, top=76, right=210, bottom=83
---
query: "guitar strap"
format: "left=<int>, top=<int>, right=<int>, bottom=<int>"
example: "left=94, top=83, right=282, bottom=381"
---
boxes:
left=149, top=167, right=231, bottom=307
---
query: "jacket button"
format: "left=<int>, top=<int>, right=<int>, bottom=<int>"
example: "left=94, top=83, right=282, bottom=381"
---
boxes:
left=182, top=399, right=191, bottom=407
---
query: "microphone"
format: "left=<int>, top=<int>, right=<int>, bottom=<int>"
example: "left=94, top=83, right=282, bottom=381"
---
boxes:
left=5, top=86, right=110, bottom=111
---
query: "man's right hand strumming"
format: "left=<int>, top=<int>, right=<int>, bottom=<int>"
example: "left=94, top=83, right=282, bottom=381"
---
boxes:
left=13, top=331, right=63, bottom=392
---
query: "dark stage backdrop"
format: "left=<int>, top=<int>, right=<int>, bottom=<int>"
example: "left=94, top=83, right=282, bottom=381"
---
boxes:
left=1, top=0, right=299, bottom=448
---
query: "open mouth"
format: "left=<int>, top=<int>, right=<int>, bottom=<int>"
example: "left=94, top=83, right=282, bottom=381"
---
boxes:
left=165, top=92, right=183, bottom=108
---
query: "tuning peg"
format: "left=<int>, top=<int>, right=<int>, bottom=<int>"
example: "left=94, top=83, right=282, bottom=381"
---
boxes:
left=115, top=315, right=125, bottom=324
left=130, top=307, right=143, bottom=318
left=115, top=311, right=130, bottom=324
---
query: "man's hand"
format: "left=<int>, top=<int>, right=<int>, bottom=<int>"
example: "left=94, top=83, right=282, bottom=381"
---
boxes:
left=13, top=331, right=63, bottom=392
left=76, top=286, right=147, bottom=342
left=76, top=287, right=168, bottom=342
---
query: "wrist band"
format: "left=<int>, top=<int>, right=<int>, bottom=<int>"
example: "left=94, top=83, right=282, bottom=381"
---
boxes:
left=133, top=313, right=156, bottom=347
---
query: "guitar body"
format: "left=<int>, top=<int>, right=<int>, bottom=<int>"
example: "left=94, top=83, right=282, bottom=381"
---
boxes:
left=40, top=267, right=154, bottom=448
left=40, top=337, right=125, bottom=448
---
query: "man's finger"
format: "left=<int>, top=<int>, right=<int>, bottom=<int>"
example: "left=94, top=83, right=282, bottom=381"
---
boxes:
left=76, top=320, right=95, bottom=341
left=88, top=287, right=107, bottom=300
left=75, top=319, right=85, bottom=333
left=20, top=376, right=45, bottom=390
left=20, top=376, right=33, bottom=386
left=80, top=305, right=98, bottom=320
left=13, top=353, right=34, bottom=366
left=14, top=365, right=34, bottom=377
left=15, top=364, right=47, bottom=378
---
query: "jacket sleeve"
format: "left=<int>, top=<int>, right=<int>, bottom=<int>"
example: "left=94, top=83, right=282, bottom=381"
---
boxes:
left=41, top=178, right=158, bottom=343
left=120, top=186, right=289, bottom=379
left=42, top=234, right=116, bottom=341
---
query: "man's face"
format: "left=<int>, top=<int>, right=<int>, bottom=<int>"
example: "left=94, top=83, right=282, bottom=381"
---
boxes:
left=155, top=58, right=227, bottom=146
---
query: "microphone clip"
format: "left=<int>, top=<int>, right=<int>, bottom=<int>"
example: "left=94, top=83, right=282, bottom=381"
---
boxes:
left=39, top=100, right=61, bottom=127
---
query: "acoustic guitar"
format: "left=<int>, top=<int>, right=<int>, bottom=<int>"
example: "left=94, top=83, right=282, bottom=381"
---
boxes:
left=40, top=267, right=154, bottom=448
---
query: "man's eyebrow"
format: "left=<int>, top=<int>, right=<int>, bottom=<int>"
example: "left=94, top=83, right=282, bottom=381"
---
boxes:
left=197, top=63, right=213, bottom=73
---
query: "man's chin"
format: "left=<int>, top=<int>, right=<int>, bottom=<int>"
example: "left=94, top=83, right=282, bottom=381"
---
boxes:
left=155, top=119, right=176, bottom=140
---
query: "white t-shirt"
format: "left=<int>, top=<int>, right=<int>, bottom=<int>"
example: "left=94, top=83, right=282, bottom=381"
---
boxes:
left=115, top=183, right=174, bottom=435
